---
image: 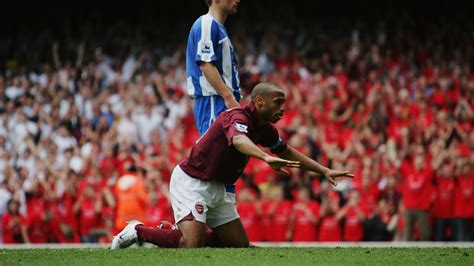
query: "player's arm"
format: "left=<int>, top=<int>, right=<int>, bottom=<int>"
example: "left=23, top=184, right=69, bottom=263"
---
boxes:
left=232, top=135, right=299, bottom=175
left=199, top=62, right=239, bottom=108
left=276, top=145, right=354, bottom=186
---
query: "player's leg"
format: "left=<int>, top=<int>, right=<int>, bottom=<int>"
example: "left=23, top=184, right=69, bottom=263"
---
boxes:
left=169, top=165, right=219, bottom=247
left=159, top=219, right=225, bottom=247
left=134, top=223, right=182, bottom=248
left=212, top=218, right=249, bottom=247
left=176, top=216, right=206, bottom=247
left=207, top=191, right=249, bottom=247
left=139, top=164, right=226, bottom=248
left=113, top=217, right=222, bottom=249
left=115, top=165, right=211, bottom=249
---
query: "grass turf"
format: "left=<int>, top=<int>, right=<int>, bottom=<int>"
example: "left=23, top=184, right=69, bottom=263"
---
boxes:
left=0, top=247, right=473, bottom=266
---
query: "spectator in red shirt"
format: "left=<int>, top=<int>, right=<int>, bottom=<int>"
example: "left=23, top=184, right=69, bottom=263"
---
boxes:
left=400, top=153, right=434, bottom=241
left=2, top=199, right=29, bottom=244
left=359, top=171, right=381, bottom=217
left=98, top=209, right=115, bottom=244
left=287, top=187, right=319, bottom=242
left=264, top=186, right=293, bottom=242
left=145, top=192, right=171, bottom=228
left=25, top=206, right=59, bottom=243
left=338, top=190, right=365, bottom=242
left=98, top=145, right=117, bottom=175
left=237, top=187, right=263, bottom=242
left=433, top=162, right=456, bottom=241
left=73, top=185, right=103, bottom=242
left=144, top=170, right=172, bottom=227
left=453, top=163, right=474, bottom=241
left=43, top=171, right=80, bottom=243
left=52, top=189, right=80, bottom=243
left=318, top=199, right=342, bottom=242
left=259, top=190, right=273, bottom=241
left=24, top=180, right=60, bottom=243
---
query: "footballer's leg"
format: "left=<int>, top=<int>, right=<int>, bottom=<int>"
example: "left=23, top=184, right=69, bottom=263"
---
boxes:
left=213, top=218, right=249, bottom=248
left=114, top=215, right=215, bottom=248
left=177, top=217, right=207, bottom=248
left=206, top=186, right=249, bottom=247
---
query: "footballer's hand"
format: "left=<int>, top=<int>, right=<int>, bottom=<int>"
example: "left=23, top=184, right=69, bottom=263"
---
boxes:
left=264, top=155, right=300, bottom=175
left=322, top=169, right=354, bottom=186
left=223, top=94, right=240, bottom=109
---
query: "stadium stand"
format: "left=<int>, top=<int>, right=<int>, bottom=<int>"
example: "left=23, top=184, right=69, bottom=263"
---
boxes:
left=0, top=1, right=473, bottom=244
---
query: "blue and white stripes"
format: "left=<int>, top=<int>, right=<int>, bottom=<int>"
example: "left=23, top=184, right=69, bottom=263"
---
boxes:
left=186, top=14, right=240, bottom=98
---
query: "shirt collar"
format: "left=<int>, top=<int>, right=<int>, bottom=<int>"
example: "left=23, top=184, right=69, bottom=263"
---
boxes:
left=245, top=103, right=263, bottom=128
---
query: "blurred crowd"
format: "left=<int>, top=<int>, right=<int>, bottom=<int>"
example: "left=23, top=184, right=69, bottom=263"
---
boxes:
left=1, top=9, right=473, bottom=244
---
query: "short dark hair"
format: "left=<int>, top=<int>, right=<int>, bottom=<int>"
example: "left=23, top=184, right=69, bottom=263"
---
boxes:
left=250, top=82, right=281, bottom=103
left=205, top=0, right=212, bottom=7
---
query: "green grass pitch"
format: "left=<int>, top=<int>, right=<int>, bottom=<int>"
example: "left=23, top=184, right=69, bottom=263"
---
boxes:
left=1, top=247, right=473, bottom=266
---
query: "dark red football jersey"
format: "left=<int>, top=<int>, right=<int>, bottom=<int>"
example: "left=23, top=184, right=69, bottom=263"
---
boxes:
left=180, top=103, right=286, bottom=184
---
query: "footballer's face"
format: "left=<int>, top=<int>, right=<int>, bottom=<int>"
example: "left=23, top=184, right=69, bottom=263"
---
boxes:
left=258, top=89, right=286, bottom=124
left=218, top=0, right=240, bottom=14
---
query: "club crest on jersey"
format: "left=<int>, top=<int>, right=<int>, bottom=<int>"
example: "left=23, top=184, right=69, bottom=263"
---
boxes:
left=234, top=123, right=248, bottom=133
left=195, top=203, right=204, bottom=214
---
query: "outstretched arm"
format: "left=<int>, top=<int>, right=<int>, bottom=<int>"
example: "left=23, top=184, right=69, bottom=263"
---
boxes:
left=232, top=135, right=300, bottom=175
left=277, top=146, right=354, bottom=186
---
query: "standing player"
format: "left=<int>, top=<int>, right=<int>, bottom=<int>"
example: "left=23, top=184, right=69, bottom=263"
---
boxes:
left=111, top=83, right=354, bottom=248
left=186, top=0, right=241, bottom=195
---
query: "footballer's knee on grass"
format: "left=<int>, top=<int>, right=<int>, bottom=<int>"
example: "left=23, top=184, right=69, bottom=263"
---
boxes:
left=214, top=218, right=250, bottom=248
left=178, top=219, right=206, bottom=248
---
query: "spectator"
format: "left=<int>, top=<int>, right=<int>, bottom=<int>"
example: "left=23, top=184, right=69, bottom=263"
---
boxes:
left=433, top=161, right=457, bottom=241
left=2, top=199, right=29, bottom=244
left=339, top=190, right=365, bottom=242
left=287, top=187, right=319, bottom=242
left=263, top=186, right=292, bottom=242
left=1, top=4, right=473, bottom=244
left=318, top=198, right=342, bottom=242
left=144, top=170, right=172, bottom=228
left=73, top=184, right=102, bottom=243
left=52, top=175, right=80, bottom=243
left=400, top=151, right=434, bottom=241
left=363, top=198, right=398, bottom=241
left=237, top=187, right=263, bottom=242
left=114, top=166, right=148, bottom=233
left=453, top=163, right=474, bottom=241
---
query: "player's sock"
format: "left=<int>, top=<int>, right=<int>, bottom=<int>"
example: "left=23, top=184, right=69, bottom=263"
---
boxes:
left=135, top=225, right=181, bottom=248
left=135, top=225, right=225, bottom=248
left=205, top=228, right=225, bottom=247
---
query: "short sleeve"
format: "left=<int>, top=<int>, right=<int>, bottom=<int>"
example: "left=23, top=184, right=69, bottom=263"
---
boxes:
left=195, top=17, right=220, bottom=63
left=222, top=110, right=251, bottom=146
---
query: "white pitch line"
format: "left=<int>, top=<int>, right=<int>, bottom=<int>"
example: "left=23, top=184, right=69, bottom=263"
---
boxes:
left=253, top=242, right=474, bottom=248
left=1, top=242, right=474, bottom=249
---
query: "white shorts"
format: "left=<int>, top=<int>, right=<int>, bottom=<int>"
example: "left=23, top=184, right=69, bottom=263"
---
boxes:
left=170, top=165, right=239, bottom=229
